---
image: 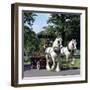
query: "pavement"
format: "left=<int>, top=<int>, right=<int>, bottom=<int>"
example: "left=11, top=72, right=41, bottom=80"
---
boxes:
left=24, top=69, right=80, bottom=77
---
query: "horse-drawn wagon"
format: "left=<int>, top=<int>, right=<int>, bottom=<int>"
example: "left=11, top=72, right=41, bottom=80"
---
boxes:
left=24, top=34, right=80, bottom=71
left=29, top=55, right=46, bottom=70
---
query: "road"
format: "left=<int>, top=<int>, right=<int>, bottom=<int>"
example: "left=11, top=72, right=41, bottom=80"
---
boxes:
left=24, top=69, right=80, bottom=77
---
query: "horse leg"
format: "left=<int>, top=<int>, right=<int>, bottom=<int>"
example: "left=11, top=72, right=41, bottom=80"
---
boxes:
left=66, top=55, right=69, bottom=62
left=55, top=55, right=61, bottom=72
left=46, top=60, right=51, bottom=71
left=51, top=62, right=55, bottom=71
left=55, top=60, right=60, bottom=72
left=71, top=55, right=75, bottom=65
left=51, top=57, right=56, bottom=71
left=46, top=55, right=50, bottom=71
left=65, top=54, right=70, bottom=68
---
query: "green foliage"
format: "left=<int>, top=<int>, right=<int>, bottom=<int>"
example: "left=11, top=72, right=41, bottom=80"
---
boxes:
left=61, top=58, right=80, bottom=68
left=24, top=12, right=37, bottom=26
left=24, top=26, right=39, bottom=53
left=24, top=12, right=80, bottom=58
left=44, top=13, right=80, bottom=48
left=24, top=12, right=40, bottom=55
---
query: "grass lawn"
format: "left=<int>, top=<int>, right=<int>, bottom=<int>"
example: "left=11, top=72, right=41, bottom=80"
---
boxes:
left=61, top=58, right=80, bottom=68
left=24, top=61, right=31, bottom=65
left=24, top=56, right=80, bottom=68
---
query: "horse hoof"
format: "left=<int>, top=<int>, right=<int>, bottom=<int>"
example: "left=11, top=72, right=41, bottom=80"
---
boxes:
left=46, top=66, right=50, bottom=71
left=55, top=69, right=60, bottom=72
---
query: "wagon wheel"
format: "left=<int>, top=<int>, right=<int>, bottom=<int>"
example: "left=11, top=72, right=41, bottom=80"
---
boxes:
left=36, top=61, right=40, bottom=70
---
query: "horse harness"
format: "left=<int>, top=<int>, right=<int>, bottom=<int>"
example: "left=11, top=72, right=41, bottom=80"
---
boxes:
left=53, top=47, right=61, bottom=54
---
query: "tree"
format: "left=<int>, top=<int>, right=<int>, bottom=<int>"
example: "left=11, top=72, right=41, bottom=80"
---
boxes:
left=24, top=12, right=37, bottom=26
left=23, top=12, right=39, bottom=55
left=46, top=13, right=80, bottom=49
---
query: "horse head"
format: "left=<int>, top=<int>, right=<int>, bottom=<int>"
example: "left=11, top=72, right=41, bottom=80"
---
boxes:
left=72, top=39, right=77, bottom=50
left=68, top=39, right=77, bottom=51
left=53, top=37, right=62, bottom=48
left=52, top=37, right=62, bottom=54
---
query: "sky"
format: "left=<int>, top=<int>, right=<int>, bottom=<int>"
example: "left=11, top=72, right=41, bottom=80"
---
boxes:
left=32, top=13, right=50, bottom=33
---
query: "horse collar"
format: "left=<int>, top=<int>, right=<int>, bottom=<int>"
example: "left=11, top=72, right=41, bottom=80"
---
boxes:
left=53, top=47, right=60, bottom=54
left=67, top=46, right=71, bottom=52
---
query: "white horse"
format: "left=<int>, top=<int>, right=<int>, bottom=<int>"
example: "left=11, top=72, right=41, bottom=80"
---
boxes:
left=45, top=37, right=62, bottom=72
left=61, top=39, right=77, bottom=65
